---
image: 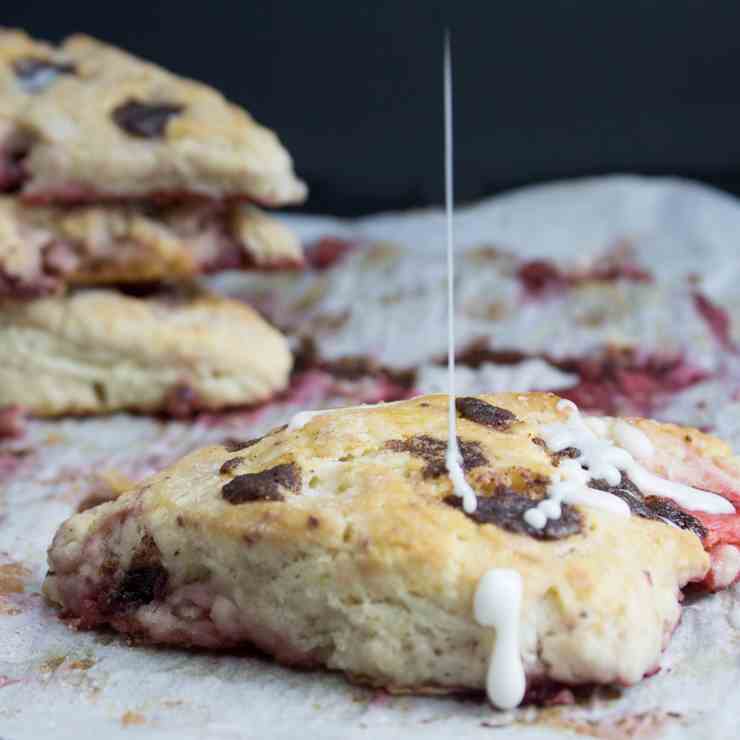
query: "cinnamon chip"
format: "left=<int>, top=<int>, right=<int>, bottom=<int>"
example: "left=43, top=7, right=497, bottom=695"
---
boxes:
left=386, top=435, right=486, bottom=478
left=222, top=463, right=301, bottom=504
left=444, top=488, right=582, bottom=540
left=455, top=397, right=517, bottom=430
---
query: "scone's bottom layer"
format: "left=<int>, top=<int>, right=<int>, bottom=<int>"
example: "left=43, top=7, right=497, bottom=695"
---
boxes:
left=0, top=290, right=293, bottom=416
left=43, top=393, right=729, bottom=698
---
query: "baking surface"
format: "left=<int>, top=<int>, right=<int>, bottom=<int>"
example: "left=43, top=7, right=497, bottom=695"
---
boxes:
left=3, top=175, right=740, bottom=739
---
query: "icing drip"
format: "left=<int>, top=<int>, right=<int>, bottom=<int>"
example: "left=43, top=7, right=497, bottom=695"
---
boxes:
left=443, top=33, right=478, bottom=515
left=474, top=569, right=526, bottom=710
left=526, top=399, right=734, bottom=529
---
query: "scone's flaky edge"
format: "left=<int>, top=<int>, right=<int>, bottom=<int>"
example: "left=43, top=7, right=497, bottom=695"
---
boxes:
left=0, top=197, right=304, bottom=298
left=44, top=393, right=717, bottom=694
left=0, top=288, right=292, bottom=416
left=0, top=28, right=307, bottom=204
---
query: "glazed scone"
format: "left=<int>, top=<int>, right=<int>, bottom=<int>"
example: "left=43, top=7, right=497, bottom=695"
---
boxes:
left=0, top=197, right=303, bottom=299
left=0, top=288, right=292, bottom=416
left=44, top=393, right=740, bottom=696
left=0, top=29, right=306, bottom=204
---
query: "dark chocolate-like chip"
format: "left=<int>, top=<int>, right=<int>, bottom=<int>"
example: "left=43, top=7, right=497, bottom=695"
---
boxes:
left=552, top=447, right=580, bottom=463
left=644, top=496, right=707, bottom=539
left=223, top=438, right=261, bottom=452
left=590, top=475, right=707, bottom=539
left=105, top=565, right=168, bottom=613
left=112, top=99, right=185, bottom=138
left=14, top=57, right=76, bottom=93
left=386, top=434, right=486, bottom=478
left=222, top=463, right=301, bottom=504
left=444, top=487, right=582, bottom=540
left=455, top=397, right=517, bottom=430
left=531, top=437, right=580, bottom=466
left=219, top=457, right=244, bottom=475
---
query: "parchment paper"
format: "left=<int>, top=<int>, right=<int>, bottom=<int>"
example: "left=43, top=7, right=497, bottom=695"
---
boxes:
left=3, top=175, right=740, bottom=739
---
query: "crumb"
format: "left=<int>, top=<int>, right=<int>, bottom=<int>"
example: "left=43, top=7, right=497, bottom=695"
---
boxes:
left=121, top=711, right=146, bottom=726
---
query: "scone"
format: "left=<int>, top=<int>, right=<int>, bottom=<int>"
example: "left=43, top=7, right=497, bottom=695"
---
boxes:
left=0, top=29, right=306, bottom=204
left=43, top=393, right=740, bottom=700
left=0, top=196, right=303, bottom=299
left=0, top=288, right=292, bottom=415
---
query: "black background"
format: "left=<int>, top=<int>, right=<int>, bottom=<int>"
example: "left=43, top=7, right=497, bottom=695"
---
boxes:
left=6, top=1, right=740, bottom=215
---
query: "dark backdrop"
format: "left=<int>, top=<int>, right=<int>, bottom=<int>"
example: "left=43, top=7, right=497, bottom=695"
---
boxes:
left=6, top=1, right=740, bottom=215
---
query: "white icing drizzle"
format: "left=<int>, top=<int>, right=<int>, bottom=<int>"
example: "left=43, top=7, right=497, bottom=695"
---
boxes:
left=474, top=569, right=526, bottom=710
left=610, top=419, right=655, bottom=459
left=526, top=399, right=734, bottom=530
left=443, top=34, right=478, bottom=516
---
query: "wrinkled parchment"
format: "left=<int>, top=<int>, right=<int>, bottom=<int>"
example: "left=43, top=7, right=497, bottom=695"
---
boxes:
left=2, top=175, right=740, bottom=740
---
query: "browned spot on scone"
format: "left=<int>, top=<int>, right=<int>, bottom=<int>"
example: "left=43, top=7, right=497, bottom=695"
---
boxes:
left=307, top=515, right=320, bottom=529
left=474, top=466, right=550, bottom=496
left=77, top=490, right=117, bottom=513
left=385, top=435, right=486, bottom=478
left=222, top=463, right=301, bottom=504
left=444, top=488, right=583, bottom=540
left=112, top=100, right=185, bottom=138
left=590, top=475, right=706, bottom=539
left=455, top=397, right=517, bottom=430
left=14, top=57, right=76, bottom=92
left=219, top=457, right=244, bottom=476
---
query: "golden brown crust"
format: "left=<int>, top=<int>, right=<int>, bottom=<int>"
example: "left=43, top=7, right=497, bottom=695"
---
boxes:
left=0, top=288, right=292, bottom=415
left=0, top=29, right=306, bottom=204
left=44, top=394, right=714, bottom=693
left=0, top=196, right=303, bottom=296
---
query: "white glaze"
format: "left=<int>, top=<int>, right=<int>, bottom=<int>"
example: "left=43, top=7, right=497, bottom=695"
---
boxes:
left=474, top=569, right=526, bottom=710
left=610, top=419, right=655, bottom=459
left=527, top=399, right=734, bottom=529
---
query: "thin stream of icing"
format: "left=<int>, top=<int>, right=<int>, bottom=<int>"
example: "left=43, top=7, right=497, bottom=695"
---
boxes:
left=444, top=35, right=525, bottom=710
left=443, top=34, right=478, bottom=516
left=525, top=399, right=734, bottom=530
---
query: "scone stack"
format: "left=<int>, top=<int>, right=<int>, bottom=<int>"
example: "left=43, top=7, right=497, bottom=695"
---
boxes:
left=0, top=29, right=307, bottom=417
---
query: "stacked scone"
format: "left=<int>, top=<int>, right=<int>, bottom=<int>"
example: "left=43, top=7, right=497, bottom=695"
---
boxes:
left=0, top=29, right=307, bottom=417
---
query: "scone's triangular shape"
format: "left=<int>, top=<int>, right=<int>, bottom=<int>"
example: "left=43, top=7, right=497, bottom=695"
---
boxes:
left=0, top=197, right=303, bottom=299
left=44, top=394, right=740, bottom=697
left=0, top=288, right=292, bottom=415
left=0, top=29, right=307, bottom=204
